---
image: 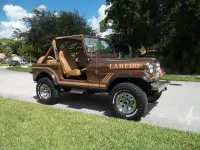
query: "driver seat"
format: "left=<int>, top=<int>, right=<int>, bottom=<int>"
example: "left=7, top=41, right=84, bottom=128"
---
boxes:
left=59, top=49, right=86, bottom=78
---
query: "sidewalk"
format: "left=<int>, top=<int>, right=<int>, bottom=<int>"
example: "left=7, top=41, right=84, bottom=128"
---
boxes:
left=0, top=66, right=9, bottom=69
left=168, top=74, right=200, bottom=77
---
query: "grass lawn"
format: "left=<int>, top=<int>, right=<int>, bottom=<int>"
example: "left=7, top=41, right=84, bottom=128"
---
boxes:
left=0, top=97, right=200, bottom=150
left=161, top=74, right=200, bottom=82
left=6, top=66, right=31, bottom=72
left=0, top=63, right=8, bottom=66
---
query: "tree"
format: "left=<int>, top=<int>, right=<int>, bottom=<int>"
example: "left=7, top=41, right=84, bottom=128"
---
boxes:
left=104, top=0, right=161, bottom=57
left=0, top=43, right=3, bottom=53
left=14, top=8, right=95, bottom=59
left=104, top=0, right=200, bottom=73
left=156, top=0, right=200, bottom=73
left=0, top=39, right=13, bottom=57
left=106, top=33, right=129, bottom=57
left=9, top=40, right=24, bottom=54
left=3, top=46, right=13, bottom=57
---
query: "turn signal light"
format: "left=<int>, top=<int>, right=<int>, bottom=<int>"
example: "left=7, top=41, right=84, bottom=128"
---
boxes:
left=131, top=72, right=143, bottom=75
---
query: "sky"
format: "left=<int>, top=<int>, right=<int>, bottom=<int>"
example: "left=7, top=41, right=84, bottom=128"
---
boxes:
left=0, top=0, right=112, bottom=38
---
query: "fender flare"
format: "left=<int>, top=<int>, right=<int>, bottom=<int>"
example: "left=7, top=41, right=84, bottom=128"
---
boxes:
left=106, top=73, right=151, bottom=91
left=34, top=70, right=58, bottom=85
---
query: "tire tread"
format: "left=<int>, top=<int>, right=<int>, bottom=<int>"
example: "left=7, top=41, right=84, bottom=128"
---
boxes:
left=36, top=77, right=59, bottom=105
left=110, top=82, right=148, bottom=120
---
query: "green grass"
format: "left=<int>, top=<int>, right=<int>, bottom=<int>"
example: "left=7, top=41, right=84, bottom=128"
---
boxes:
left=0, top=97, right=200, bottom=150
left=6, top=66, right=31, bottom=72
left=161, top=74, right=200, bottom=82
left=0, top=63, right=8, bottom=66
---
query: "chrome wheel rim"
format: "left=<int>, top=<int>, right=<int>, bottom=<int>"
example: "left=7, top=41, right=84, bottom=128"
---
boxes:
left=39, top=84, right=51, bottom=99
left=115, top=92, right=136, bottom=114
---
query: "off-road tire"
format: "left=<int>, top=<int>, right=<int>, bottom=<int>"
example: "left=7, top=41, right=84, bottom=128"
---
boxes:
left=148, top=92, right=162, bottom=103
left=109, top=82, right=148, bottom=120
left=36, top=77, right=60, bottom=105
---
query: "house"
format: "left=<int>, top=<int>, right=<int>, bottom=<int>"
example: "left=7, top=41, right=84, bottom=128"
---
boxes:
left=7, top=54, right=28, bottom=64
left=0, top=53, right=6, bottom=62
left=7, top=54, right=22, bottom=62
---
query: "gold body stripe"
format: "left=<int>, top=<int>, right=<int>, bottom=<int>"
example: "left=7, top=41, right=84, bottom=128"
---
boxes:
left=102, top=73, right=114, bottom=84
left=102, top=73, right=111, bottom=83
left=104, top=73, right=114, bottom=84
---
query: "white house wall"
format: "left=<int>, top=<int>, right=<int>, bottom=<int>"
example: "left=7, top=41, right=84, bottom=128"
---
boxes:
left=8, top=56, right=22, bottom=62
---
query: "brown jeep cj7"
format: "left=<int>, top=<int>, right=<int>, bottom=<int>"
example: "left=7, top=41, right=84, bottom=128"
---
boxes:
left=32, top=35, right=169, bottom=120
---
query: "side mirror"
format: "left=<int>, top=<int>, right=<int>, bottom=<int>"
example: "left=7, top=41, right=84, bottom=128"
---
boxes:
left=96, top=51, right=99, bottom=55
left=86, top=44, right=95, bottom=57
left=86, top=44, right=95, bottom=52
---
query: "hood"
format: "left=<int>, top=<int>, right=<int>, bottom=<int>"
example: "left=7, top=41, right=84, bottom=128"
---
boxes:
left=97, top=57, right=158, bottom=70
left=103, top=57, right=157, bottom=62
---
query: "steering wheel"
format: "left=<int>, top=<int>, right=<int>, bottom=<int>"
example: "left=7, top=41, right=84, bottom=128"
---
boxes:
left=46, top=56, right=55, bottom=60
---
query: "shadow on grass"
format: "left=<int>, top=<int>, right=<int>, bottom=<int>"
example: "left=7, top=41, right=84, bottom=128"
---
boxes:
left=33, top=92, right=157, bottom=121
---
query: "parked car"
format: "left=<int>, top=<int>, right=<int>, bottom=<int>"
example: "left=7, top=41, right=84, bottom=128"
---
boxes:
left=20, top=61, right=28, bottom=65
left=8, top=60, right=20, bottom=66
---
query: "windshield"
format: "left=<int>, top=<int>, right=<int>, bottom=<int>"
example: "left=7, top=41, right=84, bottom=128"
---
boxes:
left=84, top=37, right=113, bottom=53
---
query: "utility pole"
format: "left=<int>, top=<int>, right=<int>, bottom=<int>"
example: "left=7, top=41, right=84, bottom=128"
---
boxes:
left=30, top=52, right=31, bottom=64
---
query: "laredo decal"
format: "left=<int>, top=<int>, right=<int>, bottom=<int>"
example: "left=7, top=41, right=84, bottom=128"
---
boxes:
left=109, top=64, right=141, bottom=69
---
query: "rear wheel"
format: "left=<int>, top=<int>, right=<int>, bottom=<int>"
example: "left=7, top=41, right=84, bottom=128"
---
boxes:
left=109, top=83, right=148, bottom=120
left=36, top=77, right=60, bottom=105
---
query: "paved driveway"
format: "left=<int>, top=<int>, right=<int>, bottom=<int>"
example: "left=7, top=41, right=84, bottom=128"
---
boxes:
left=0, top=67, right=200, bottom=133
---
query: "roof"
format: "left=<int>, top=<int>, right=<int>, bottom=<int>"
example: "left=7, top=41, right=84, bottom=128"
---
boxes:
left=11, top=54, right=18, bottom=57
left=0, top=53, right=6, bottom=59
left=10, top=54, right=22, bottom=59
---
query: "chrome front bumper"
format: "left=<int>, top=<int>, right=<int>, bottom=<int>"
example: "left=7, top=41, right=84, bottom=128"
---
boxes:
left=151, top=80, right=170, bottom=93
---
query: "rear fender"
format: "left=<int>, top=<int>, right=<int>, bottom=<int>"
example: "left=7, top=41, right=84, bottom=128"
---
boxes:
left=34, top=70, right=58, bottom=85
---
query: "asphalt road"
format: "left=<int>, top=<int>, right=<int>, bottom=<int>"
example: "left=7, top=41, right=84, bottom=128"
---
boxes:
left=0, top=67, right=200, bottom=133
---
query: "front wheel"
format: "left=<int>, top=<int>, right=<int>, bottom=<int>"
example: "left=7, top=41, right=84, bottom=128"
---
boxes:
left=36, top=77, right=60, bottom=105
left=109, top=83, right=148, bottom=121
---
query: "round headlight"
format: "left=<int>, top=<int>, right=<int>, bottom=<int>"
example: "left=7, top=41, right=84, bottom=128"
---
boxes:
left=149, top=64, right=153, bottom=69
left=146, top=63, right=154, bottom=73
left=156, top=67, right=161, bottom=72
left=156, top=63, right=160, bottom=67
left=149, top=68, right=153, bottom=73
